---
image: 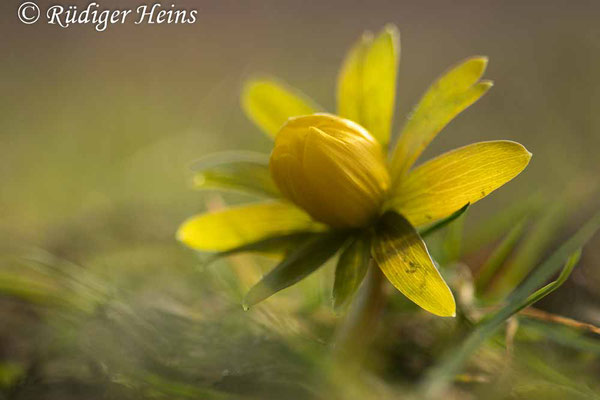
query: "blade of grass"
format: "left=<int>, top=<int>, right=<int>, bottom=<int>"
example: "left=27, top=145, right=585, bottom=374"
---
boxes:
left=0, top=273, right=64, bottom=306
left=475, top=218, right=528, bottom=294
left=488, top=201, right=567, bottom=299
left=441, top=208, right=466, bottom=263
left=515, top=249, right=581, bottom=313
left=462, top=193, right=541, bottom=255
left=420, top=209, right=600, bottom=398
left=477, top=249, right=581, bottom=326
left=520, top=319, right=600, bottom=355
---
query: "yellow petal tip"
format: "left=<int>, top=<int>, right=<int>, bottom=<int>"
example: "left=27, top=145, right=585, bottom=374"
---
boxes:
left=471, top=55, right=489, bottom=66
left=241, top=79, right=318, bottom=137
left=436, top=306, right=456, bottom=318
left=383, top=24, right=400, bottom=38
left=192, top=173, right=206, bottom=188
left=463, top=56, right=489, bottom=78
left=509, top=141, right=533, bottom=162
left=435, top=309, right=456, bottom=318
left=361, top=31, right=374, bottom=42
left=175, top=220, right=192, bottom=245
left=431, top=297, right=456, bottom=318
left=240, top=79, right=257, bottom=104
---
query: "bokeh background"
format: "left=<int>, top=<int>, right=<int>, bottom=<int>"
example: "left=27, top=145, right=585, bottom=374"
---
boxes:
left=1, top=1, right=599, bottom=399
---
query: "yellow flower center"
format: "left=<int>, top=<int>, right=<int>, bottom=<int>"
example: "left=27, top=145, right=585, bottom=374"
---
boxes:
left=269, top=113, right=390, bottom=228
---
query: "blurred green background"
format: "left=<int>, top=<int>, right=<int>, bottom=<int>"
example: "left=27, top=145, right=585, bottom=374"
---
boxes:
left=1, top=1, right=599, bottom=399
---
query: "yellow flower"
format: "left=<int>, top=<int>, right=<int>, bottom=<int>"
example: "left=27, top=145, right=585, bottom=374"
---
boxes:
left=270, top=114, right=389, bottom=228
left=177, top=25, right=531, bottom=317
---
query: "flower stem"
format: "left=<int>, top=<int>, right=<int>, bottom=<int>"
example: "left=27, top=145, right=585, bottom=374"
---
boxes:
left=333, top=261, right=386, bottom=363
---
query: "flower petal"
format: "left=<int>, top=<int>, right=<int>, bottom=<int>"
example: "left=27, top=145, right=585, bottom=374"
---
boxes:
left=241, top=80, right=319, bottom=138
left=244, top=232, right=348, bottom=308
left=337, top=25, right=400, bottom=146
left=390, top=57, right=492, bottom=185
left=177, top=201, right=324, bottom=252
left=191, top=151, right=280, bottom=197
left=372, top=211, right=455, bottom=317
left=390, top=141, right=532, bottom=227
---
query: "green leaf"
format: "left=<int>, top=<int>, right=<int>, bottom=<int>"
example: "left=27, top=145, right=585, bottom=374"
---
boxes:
left=191, top=151, right=280, bottom=197
left=243, top=232, right=348, bottom=308
left=418, top=203, right=470, bottom=239
left=337, top=25, right=400, bottom=146
left=420, top=209, right=600, bottom=398
left=475, top=218, right=528, bottom=294
left=203, top=232, right=319, bottom=264
left=333, top=235, right=371, bottom=311
left=372, top=211, right=455, bottom=317
left=242, top=79, right=319, bottom=138
left=390, top=56, right=492, bottom=183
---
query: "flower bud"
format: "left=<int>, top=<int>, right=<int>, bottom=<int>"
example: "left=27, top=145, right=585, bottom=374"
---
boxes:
left=269, top=114, right=390, bottom=228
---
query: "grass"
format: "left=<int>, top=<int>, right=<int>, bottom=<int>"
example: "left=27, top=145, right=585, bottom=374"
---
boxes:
left=0, top=194, right=599, bottom=399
